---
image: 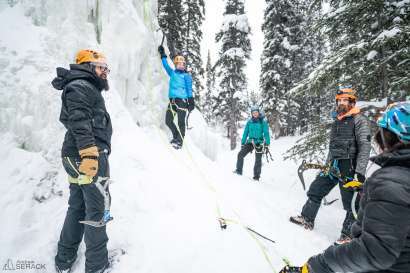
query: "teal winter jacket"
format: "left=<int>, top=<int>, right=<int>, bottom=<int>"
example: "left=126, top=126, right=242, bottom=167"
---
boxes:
left=241, top=118, right=270, bottom=145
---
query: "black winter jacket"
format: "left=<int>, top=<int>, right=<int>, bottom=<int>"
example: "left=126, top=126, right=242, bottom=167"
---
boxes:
left=52, top=64, right=112, bottom=157
left=328, top=113, right=371, bottom=176
left=308, top=149, right=410, bottom=273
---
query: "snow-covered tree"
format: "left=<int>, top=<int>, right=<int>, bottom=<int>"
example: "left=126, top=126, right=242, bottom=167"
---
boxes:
left=202, top=50, right=216, bottom=124
left=260, top=0, right=306, bottom=136
left=285, top=0, right=409, bottom=161
left=292, top=0, right=410, bottom=103
left=214, top=0, right=251, bottom=150
left=182, top=0, right=205, bottom=105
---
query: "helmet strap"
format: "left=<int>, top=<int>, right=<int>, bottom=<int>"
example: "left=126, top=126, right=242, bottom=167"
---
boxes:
left=380, top=128, right=388, bottom=152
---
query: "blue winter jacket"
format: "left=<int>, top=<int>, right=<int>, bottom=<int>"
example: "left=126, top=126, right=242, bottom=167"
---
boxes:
left=241, top=117, right=271, bottom=145
left=161, top=57, right=193, bottom=99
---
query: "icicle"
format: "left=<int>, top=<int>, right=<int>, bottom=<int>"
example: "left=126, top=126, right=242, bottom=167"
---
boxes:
left=87, top=0, right=102, bottom=44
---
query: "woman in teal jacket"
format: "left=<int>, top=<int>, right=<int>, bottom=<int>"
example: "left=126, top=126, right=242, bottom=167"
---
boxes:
left=158, top=46, right=195, bottom=149
left=235, top=106, right=271, bottom=181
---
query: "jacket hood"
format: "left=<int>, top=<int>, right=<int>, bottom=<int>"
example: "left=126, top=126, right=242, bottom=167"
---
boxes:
left=371, top=148, right=410, bottom=168
left=51, top=64, right=105, bottom=91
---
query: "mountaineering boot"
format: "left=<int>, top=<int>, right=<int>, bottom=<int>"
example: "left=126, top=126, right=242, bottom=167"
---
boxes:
left=253, top=176, right=260, bottom=181
left=55, top=253, right=76, bottom=273
left=55, top=265, right=71, bottom=273
left=87, top=263, right=109, bottom=273
left=172, top=139, right=182, bottom=149
left=334, top=233, right=352, bottom=245
left=170, top=139, right=178, bottom=145
left=89, top=248, right=125, bottom=273
left=289, top=215, right=314, bottom=230
left=233, top=170, right=242, bottom=175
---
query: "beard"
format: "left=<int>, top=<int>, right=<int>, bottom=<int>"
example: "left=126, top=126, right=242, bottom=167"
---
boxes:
left=94, top=74, right=109, bottom=91
left=337, top=104, right=351, bottom=114
left=102, top=79, right=109, bottom=91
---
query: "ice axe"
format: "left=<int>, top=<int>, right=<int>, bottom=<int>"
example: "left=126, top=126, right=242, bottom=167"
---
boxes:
left=160, top=33, right=165, bottom=47
left=265, top=146, right=274, bottom=163
left=79, top=177, right=113, bottom=227
left=297, top=160, right=339, bottom=206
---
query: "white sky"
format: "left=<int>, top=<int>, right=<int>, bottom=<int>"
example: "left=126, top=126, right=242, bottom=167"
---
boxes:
left=201, top=0, right=266, bottom=94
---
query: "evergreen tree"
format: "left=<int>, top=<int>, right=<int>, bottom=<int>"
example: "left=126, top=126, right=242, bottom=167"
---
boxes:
left=158, top=0, right=185, bottom=58
left=285, top=0, right=409, bottom=161
left=203, top=50, right=216, bottom=124
left=260, top=0, right=306, bottom=137
left=182, top=0, right=205, bottom=106
left=214, top=0, right=251, bottom=150
left=293, top=1, right=326, bottom=135
left=293, top=0, right=410, bottom=102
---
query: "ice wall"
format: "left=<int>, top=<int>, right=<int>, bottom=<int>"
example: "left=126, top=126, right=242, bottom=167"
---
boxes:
left=0, top=0, right=168, bottom=154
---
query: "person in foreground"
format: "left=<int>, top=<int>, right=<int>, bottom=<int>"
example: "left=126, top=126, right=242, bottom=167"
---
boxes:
left=280, top=101, right=410, bottom=273
left=52, top=49, right=113, bottom=273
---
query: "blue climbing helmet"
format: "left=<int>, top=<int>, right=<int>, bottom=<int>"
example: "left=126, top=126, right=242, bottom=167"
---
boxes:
left=377, top=101, right=410, bottom=143
left=250, top=106, right=259, bottom=113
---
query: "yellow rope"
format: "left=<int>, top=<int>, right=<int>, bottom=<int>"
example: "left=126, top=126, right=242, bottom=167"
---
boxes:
left=157, top=122, right=279, bottom=272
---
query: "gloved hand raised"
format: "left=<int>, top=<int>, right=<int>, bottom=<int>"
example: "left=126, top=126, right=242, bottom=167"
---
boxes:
left=158, top=45, right=167, bottom=59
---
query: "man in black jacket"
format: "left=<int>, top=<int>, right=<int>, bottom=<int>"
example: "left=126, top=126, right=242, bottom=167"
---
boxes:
left=279, top=102, right=410, bottom=273
left=52, top=49, right=112, bottom=273
left=290, top=86, right=371, bottom=245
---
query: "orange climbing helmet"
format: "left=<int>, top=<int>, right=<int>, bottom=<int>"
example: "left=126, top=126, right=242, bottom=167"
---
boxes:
left=75, top=49, right=107, bottom=65
left=336, top=85, right=357, bottom=101
left=173, top=55, right=186, bottom=65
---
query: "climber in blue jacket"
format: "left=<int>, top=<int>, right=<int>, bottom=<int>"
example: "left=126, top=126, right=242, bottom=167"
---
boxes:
left=158, top=45, right=195, bottom=149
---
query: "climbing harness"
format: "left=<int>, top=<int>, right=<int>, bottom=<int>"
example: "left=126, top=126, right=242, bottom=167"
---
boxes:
left=297, top=160, right=340, bottom=206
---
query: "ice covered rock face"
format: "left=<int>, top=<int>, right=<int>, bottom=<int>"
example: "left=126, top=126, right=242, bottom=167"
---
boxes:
left=0, top=0, right=168, bottom=154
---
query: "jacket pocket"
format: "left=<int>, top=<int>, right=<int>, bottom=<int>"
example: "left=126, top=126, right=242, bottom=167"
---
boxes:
left=92, top=109, right=108, bottom=129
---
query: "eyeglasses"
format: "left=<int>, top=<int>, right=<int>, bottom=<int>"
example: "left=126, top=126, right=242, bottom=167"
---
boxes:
left=92, top=62, right=111, bottom=74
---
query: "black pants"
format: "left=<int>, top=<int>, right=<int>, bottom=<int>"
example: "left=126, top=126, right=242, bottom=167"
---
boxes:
left=301, top=159, right=359, bottom=236
left=165, top=98, right=188, bottom=143
left=235, top=143, right=263, bottom=179
left=55, top=154, right=110, bottom=273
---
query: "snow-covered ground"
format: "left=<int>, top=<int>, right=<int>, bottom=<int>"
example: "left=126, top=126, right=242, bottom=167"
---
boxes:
left=1, top=125, right=349, bottom=273
left=0, top=1, right=349, bottom=273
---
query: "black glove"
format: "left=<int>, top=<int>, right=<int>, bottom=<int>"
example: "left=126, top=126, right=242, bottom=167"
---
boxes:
left=188, top=97, right=195, bottom=112
left=355, top=173, right=365, bottom=183
left=158, top=46, right=167, bottom=59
